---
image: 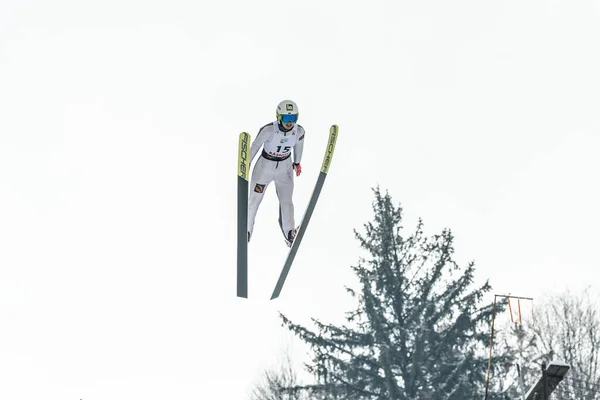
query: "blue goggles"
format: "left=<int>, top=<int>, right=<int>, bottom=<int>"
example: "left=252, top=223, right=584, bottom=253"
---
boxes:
left=280, top=114, right=298, bottom=123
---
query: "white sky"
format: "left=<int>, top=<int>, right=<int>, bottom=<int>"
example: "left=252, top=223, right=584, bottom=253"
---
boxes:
left=1, top=0, right=599, bottom=398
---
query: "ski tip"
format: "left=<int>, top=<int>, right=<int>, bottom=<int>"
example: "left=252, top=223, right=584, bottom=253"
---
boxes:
left=238, top=132, right=251, bottom=181
left=320, top=125, right=338, bottom=174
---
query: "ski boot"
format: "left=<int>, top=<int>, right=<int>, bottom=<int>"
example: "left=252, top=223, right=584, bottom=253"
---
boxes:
left=285, top=227, right=298, bottom=248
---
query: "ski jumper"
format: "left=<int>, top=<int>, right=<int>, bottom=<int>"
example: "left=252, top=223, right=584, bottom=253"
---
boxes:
left=247, top=121, right=305, bottom=239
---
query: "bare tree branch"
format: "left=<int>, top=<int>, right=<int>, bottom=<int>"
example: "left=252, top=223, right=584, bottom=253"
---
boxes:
left=250, top=350, right=308, bottom=400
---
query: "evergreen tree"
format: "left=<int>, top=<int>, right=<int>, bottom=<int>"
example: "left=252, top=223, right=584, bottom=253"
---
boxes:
left=279, top=187, right=516, bottom=399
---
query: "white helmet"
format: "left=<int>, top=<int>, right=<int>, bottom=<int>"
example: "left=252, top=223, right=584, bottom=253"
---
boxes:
left=276, top=100, right=299, bottom=124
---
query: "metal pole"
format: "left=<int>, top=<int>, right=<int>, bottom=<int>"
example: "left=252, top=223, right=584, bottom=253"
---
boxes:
left=485, top=295, right=498, bottom=400
left=484, top=293, right=533, bottom=400
left=517, top=364, right=526, bottom=400
left=542, top=362, right=549, bottom=400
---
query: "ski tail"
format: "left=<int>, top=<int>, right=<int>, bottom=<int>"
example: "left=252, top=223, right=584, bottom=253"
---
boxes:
left=270, top=124, right=339, bottom=300
left=237, top=132, right=250, bottom=298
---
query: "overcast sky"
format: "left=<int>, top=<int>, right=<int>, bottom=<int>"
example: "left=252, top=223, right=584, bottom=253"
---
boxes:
left=1, top=0, right=599, bottom=399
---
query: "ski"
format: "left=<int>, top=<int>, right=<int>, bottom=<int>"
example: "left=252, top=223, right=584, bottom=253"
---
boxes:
left=237, top=132, right=251, bottom=298
left=270, top=124, right=339, bottom=300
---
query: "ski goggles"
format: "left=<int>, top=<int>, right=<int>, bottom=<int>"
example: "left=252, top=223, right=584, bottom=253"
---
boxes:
left=280, top=114, right=298, bottom=123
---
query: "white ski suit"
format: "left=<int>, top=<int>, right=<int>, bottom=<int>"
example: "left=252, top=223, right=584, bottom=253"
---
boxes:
left=247, top=121, right=305, bottom=240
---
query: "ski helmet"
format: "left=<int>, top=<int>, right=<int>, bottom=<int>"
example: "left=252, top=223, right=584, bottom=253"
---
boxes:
left=276, top=100, right=299, bottom=124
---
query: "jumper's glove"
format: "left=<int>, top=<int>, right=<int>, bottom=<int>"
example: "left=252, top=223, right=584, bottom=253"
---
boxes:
left=293, top=163, right=302, bottom=176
